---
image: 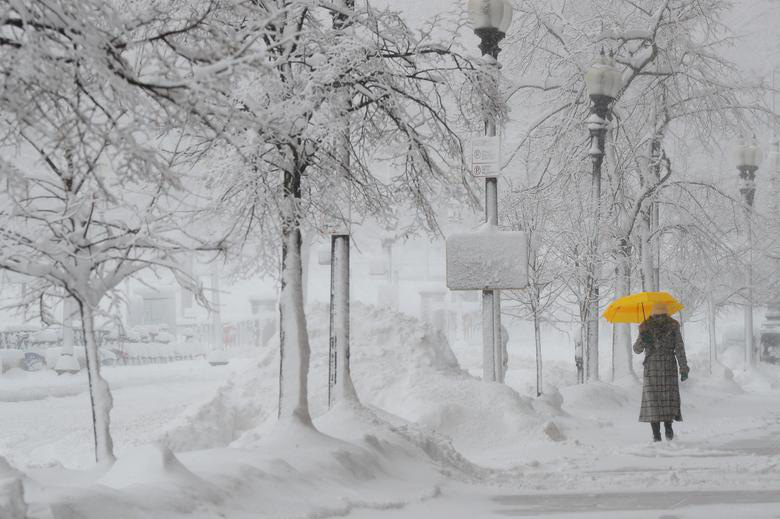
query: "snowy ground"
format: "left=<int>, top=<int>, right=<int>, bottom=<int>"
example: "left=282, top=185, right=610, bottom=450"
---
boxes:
left=2, top=306, right=779, bottom=518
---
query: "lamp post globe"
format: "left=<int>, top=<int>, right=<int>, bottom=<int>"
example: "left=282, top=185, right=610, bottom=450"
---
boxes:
left=736, top=137, right=763, bottom=208
left=585, top=48, right=622, bottom=120
left=467, top=0, right=513, bottom=58
left=736, top=137, right=763, bottom=167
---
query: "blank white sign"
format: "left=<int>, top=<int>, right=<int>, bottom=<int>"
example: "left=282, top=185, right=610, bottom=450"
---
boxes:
left=446, top=230, right=529, bottom=290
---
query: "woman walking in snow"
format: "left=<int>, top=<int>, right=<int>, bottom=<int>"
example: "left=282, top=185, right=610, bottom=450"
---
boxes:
left=633, top=303, right=690, bottom=442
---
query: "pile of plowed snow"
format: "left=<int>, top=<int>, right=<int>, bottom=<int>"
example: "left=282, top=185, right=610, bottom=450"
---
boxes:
left=162, top=303, right=558, bottom=453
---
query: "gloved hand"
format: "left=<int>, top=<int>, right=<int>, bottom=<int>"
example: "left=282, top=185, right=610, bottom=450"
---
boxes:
left=680, top=371, right=689, bottom=382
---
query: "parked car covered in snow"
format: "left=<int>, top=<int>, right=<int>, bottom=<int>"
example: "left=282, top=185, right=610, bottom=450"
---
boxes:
left=759, top=304, right=780, bottom=364
left=760, top=323, right=780, bottom=365
left=22, top=352, right=47, bottom=371
left=0, top=349, right=25, bottom=372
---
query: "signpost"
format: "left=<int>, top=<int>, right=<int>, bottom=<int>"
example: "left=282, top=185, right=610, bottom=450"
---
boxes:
left=446, top=229, right=528, bottom=382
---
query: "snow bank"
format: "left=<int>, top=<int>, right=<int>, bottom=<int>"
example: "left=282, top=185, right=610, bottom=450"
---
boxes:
left=311, top=400, right=490, bottom=480
left=0, top=359, right=220, bottom=403
left=163, top=303, right=554, bottom=455
left=159, top=348, right=279, bottom=451
left=559, top=381, right=635, bottom=421
left=43, top=341, right=208, bottom=369
left=99, top=443, right=221, bottom=505
left=122, top=341, right=208, bottom=361
left=175, top=419, right=445, bottom=519
left=0, top=350, right=23, bottom=373
left=0, top=457, right=26, bottom=519
left=682, top=354, right=743, bottom=395
left=307, top=304, right=553, bottom=450
left=0, top=457, right=20, bottom=479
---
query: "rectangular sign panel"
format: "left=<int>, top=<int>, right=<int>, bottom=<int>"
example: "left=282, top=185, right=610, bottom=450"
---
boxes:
left=446, top=230, right=528, bottom=290
left=471, top=136, right=501, bottom=177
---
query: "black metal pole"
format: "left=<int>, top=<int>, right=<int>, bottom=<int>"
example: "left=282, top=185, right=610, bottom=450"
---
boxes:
left=585, top=94, right=611, bottom=382
left=739, top=164, right=758, bottom=367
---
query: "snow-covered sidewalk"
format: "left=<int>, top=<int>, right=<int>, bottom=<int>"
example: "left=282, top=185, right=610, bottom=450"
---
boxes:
left=2, top=306, right=779, bottom=518
left=350, top=388, right=780, bottom=518
left=0, top=360, right=232, bottom=469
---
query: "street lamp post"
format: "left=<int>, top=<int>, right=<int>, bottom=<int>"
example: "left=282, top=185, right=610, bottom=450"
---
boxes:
left=583, top=49, right=622, bottom=382
left=467, top=0, right=512, bottom=383
left=736, top=137, right=763, bottom=368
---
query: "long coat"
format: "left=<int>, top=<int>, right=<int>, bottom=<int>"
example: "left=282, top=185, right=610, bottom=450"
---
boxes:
left=633, top=314, right=689, bottom=423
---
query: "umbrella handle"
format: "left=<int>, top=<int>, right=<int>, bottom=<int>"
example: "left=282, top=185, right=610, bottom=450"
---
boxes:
left=641, top=303, right=646, bottom=321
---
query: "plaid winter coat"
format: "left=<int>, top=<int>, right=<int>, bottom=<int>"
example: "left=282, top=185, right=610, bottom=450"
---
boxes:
left=633, top=314, right=690, bottom=423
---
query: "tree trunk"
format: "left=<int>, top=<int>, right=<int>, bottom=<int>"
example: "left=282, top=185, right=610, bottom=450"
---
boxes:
left=638, top=134, right=662, bottom=293
left=640, top=211, right=655, bottom=292
left=653, top=201, right=660, bottom=290
left=211, top=267, right=224, bottom=349
left=79, top=301, right=115, bottom=464
left=533, top=309, right=542, bottom=397
left=301, top=231, right=313, bottom=307
left=707, top=295, right=717, bottom=375
left=278, top=168, right=314, bottom=427
left=612, top=238, right=636, bottom=381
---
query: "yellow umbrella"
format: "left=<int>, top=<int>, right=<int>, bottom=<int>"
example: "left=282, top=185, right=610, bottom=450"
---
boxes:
left=602, top=291, right=684, bottom=323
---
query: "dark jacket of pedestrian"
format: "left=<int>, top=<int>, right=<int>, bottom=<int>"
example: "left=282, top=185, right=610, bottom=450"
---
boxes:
left=633, top=314, right=690, bottom=423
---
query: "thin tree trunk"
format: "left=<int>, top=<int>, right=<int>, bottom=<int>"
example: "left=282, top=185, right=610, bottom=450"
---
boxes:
left=534, top=309, right=542, bottom=397
left=612, top=238, right=635, bottom=381
left=79, top=301, right=115, bottom=464
left=211, top=267, right=224, bottom=350
left=653, top=201, right=660, bottom=290
left=649, top=136, right=662, bottom=291
left=301, top=231, right=313, bottom=307
left=640, top=211, right=654, bottom=292
left=278, top=168, right=314, bottom=427
left=639, top=134, right=663, bottom=292
left=707, top=295, right=717, bottom=375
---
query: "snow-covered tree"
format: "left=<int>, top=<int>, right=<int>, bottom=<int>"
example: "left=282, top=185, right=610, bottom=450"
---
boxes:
left=504, top=187, right=567, bottom=395
left=0, top=1, right=215, bottom=463
left=0, top=151, right=212, bottom=463
left=499, top=0, right=770, bottom=380
left=165, top=0, right=486, bottom=428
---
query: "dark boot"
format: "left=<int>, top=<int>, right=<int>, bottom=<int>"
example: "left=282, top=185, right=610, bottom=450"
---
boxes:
left=651, top=422, right=662, bottom=442
left=664, top=421, right=674, bottom=440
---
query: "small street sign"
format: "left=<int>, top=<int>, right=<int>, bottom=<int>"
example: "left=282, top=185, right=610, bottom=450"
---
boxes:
left=471, top=136, right=501, bottom=177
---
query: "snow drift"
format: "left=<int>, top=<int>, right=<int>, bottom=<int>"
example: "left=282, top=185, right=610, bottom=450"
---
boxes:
left=99, top=444, right=222, bottom=506
left=0, top=457, right=26, bottom=519
left=161, top=303, right=556, bottom=455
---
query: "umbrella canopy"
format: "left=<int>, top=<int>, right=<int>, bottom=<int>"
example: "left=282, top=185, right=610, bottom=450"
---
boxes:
left=603, top=291, right=684, bottom=323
